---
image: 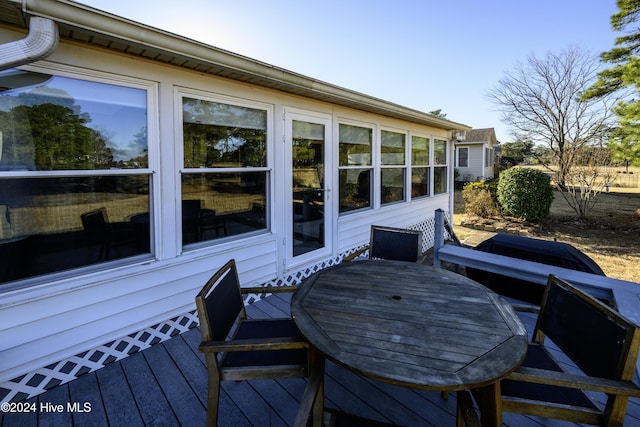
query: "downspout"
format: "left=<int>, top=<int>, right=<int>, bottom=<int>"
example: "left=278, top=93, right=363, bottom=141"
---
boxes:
left=0, top=17, right=58, bottom=71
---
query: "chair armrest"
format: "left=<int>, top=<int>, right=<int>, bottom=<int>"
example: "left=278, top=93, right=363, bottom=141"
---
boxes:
left=342, top=246, right=369, bottom=262
left=199, top=336, right=310, bottom=353
left=241, top=285, right=298, bottom=294
left=509, top=366, right=640, bottom=397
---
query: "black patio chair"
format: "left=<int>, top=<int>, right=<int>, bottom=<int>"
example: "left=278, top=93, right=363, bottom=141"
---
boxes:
left=478, top=275, right=640, bottom=426
left=196, top=259, right=322, bottom=427
left=343, top=225, right=424, bottom=263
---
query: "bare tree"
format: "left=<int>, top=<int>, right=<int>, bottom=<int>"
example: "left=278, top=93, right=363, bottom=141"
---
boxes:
left=560, top=147, right=617, bottom=219
left=487, top=46, right=617, bottom=188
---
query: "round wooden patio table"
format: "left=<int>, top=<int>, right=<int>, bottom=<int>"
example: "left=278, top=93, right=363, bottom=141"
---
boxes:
left=291, top=259, right=528, bottom=427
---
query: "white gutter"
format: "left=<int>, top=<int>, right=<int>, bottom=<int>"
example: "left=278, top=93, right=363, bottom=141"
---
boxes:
left=0, top=17, right=58, bottom=71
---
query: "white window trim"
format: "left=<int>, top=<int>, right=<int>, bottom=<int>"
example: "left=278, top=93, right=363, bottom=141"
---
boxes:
left=379, top=128, right=408, bottom=205
left=337, top=119, right=376, bottom=214
left=1, top=63, right=160, bottom=289
left=409, top=132, right=432, bottom=200
left=173, top=87, right=275, bottom=254
left=457, top=147, right=469, bottom=168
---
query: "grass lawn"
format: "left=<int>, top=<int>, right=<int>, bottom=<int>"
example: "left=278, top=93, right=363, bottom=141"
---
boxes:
left=454, top=166, right=640, bottom=283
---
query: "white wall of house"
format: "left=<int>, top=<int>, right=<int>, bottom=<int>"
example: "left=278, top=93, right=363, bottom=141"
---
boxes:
left=0, top=27, right=455, bottom=385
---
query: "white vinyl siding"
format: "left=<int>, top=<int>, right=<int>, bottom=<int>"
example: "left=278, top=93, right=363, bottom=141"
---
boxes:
left=0, top=25, right=457, bottom=388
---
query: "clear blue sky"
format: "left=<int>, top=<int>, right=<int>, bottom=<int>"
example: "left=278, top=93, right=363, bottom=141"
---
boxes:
left=80, top=0, right=619, bottom=143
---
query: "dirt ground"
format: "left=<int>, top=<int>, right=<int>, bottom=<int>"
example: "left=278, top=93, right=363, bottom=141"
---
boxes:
left=453, top=186, right=640, bottom=283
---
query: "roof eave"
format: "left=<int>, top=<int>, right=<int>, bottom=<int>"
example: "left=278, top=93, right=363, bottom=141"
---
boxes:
left=6, top=0, right=470, bottom=131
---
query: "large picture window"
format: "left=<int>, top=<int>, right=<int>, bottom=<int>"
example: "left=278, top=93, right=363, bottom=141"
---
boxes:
left=181, top=97, right=269, bottom=245
left=338, top=123, right=372, bottom=213
left=0, top=69, right=151, bottom=284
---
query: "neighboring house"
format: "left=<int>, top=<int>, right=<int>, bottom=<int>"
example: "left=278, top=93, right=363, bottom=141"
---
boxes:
left=455, top=127, right=497, bottom=181
left=0, top=0, right=469, bottom=401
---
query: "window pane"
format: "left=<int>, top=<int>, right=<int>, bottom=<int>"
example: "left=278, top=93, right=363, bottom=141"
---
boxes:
left=434, top=139, right=447, bottom=165
left=0, top=70, right=148, bottom=171
left=411, top=167, right=430, bottom=198
left=183, top=98, right=267, bottom=168
left=181, top=172, right=267, bottom=244
left=339, top=124, right=371, bottom=166
left=381, top=130, right=405, bottom=165
left=0, top=175, right=151, bottom=283
left=339, top=168, right=370, bottom=212
left=458, top=147, right=469, bottom=167
left=381, top=168, right=405, bottom=204
left=411, top=136, right=429, bottom=165
left=434, top=166, right=447, bottom=194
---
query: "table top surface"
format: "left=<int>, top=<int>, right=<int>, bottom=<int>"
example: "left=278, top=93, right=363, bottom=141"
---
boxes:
left=291, top=259, right=528, bottom=391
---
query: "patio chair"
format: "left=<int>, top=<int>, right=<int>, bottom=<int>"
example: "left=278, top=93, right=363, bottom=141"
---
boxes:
left=342, top=225, right=424, bottom=263
left=482, top=275, right=640, bottom=426
left=196, top=259, right=322, bottom=427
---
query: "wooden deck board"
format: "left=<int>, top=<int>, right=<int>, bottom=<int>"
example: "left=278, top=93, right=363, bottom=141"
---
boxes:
left=4, top=291, right=640, bottom=426
left=119, top=350, right=179, bottom=426
left=36, top=383, right=72, bottom=427
left=142, top=341, right=205, bottom=426
left=96, top=363, right=144, bottom=427
left=67, top=371, right=108, bottom=427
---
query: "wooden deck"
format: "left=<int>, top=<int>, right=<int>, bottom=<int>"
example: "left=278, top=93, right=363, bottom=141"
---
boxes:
left=2, top=292, right=640, bottom=427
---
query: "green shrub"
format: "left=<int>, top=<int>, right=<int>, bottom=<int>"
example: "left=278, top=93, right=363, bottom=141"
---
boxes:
left=462, top=180, right=500, bottom=217
left=497, top=168, right=554, bottom=221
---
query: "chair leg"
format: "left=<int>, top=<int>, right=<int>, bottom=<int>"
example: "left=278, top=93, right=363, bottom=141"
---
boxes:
left=456, top=391, right=480, bottom=427
left=206, top=376, right=220, bottom=427
left=311, top=358, right=325, bottom=427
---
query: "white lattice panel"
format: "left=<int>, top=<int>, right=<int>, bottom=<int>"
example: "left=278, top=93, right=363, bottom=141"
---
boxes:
left=0, top=311, right=199, bottom=403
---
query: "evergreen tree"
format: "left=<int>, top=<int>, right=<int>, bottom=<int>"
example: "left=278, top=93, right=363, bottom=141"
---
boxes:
left=584, top=0, right=640, bottom=166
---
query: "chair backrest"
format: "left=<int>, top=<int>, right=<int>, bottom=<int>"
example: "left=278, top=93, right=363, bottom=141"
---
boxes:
left=535, top=275, right=640, bottom=381
left=195, top=259, right=245, bottom=342
left=369, top=225, right=422, bottom=262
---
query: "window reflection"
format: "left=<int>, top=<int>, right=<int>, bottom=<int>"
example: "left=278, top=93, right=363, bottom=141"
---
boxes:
left=181, top=172, right=267, bottom=244
left=181, top=97, right=269, bottom=247
left=0, top=70, right=151, bottom=285
left=434, top=167, right=447, bottom=194
left=434, top=139, right=448, bottom=194
left=183, top=98, right=266, bottom=168
left=381, top=130, right=405, bottom=165
left=339, top=169, right=371, bottom=212
left=0, top=176, right=150, bottom=283
left=0, top=70, right=148, bottom=171
left=434, top=139, right=447, bottom=165
left=411, top=136, right=429, bottom=165
left=338, top=124, right=372, bottom=213
left=381, top=168, right=405, bottom=204
left=411, top=168, right=430, bottom=198
left=411, top=136, right=430, bottom=199
left=381, top=131, right=406, bottom=204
